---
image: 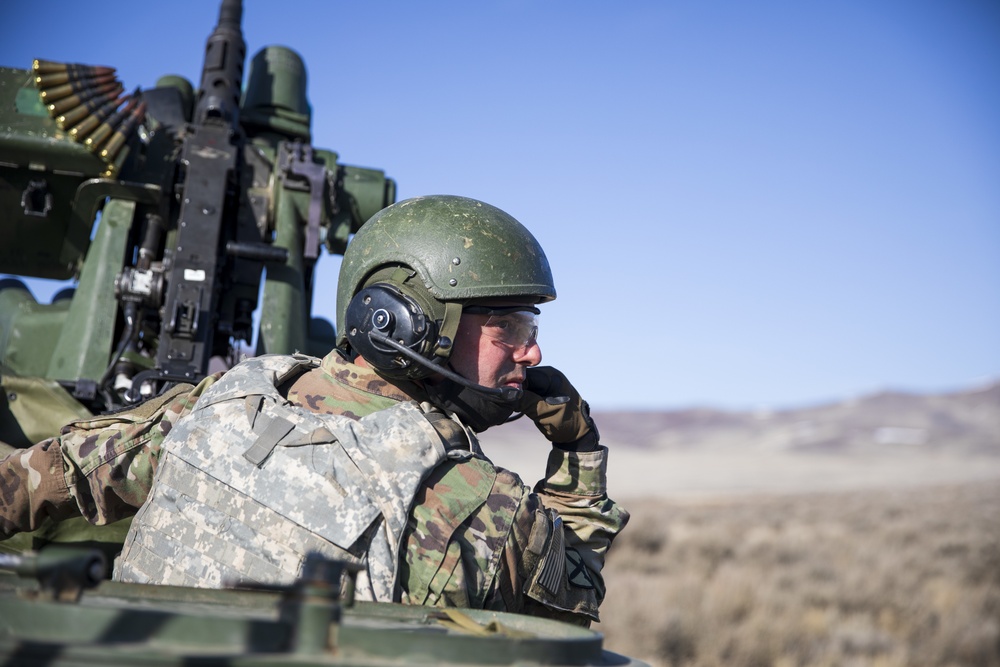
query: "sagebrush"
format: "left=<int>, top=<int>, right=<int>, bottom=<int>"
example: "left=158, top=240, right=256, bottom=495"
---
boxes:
left=596, top=481, right=1000, bottom=667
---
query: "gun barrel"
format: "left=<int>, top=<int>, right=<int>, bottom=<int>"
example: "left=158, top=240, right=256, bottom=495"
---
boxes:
left=194, top=0, right=246, bottom=126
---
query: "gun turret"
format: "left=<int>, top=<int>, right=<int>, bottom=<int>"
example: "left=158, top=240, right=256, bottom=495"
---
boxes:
left=0, top=0, right=396, bottom=439
left=195, top=0, right=246, bottom=126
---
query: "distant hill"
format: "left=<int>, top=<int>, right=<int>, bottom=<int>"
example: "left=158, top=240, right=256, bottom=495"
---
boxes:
left=487, top=382, right=1000, bottom=455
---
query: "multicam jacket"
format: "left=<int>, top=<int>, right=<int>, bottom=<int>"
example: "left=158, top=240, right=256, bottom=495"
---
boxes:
left=0, top=351, right=629, bottom=624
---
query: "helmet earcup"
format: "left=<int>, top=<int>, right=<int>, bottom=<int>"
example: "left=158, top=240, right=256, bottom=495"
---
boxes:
left=344, top=283, right=437, bottom=378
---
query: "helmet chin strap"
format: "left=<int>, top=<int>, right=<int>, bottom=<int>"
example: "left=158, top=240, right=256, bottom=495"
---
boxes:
left=367, top=331, right=522, bottom=403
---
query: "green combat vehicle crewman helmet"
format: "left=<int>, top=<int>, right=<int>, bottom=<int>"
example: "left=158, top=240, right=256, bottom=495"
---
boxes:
left=337, top=195, right=556, bottom=380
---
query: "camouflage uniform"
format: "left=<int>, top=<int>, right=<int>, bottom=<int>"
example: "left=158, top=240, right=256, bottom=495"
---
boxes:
left=0, top=351, right=628, bottom=624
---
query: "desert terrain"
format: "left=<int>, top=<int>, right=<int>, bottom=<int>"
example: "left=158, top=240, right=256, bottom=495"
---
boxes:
left=478, top=382, right=1000, bottom=667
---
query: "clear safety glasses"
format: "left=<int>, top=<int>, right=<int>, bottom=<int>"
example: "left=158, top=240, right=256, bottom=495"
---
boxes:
left=463, top=306, right=540, bottom=351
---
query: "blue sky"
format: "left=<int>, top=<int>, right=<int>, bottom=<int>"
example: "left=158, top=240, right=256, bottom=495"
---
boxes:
left=2, top=1, right=998, bottom=410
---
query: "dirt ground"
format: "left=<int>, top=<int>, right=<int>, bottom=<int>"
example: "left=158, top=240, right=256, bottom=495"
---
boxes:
left=479, top=432, right=1000, bottom=502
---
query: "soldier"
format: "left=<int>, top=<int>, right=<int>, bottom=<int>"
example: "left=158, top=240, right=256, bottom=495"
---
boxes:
left=0, top=195, right=628, bottom=625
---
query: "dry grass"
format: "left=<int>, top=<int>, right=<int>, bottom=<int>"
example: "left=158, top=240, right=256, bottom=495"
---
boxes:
left=595, top=481, right=1000, bottom=667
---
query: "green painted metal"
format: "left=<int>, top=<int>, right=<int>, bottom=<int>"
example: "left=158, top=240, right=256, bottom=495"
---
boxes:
left=0, top=68, right=106, bottom=280
left=0, top=374, right=91, bottom=448
left=47, top=199, right=134, bottom=383
left=258, top=155, right=312, bottom=356
left=0, top=550, right=644, bottom=667
left=242, top=46, right=312, bottom=141
left=0, top=282, right=71, bottom=378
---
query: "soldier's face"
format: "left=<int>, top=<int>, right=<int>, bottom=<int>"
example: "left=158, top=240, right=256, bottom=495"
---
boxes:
left=449, top=309, right=542, bottom=391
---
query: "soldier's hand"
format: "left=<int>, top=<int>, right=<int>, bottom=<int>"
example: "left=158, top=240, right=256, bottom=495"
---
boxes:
left=518, top=367, right=599, bottom=451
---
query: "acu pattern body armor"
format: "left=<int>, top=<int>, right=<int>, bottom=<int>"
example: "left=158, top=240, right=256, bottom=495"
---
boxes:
left=115, top=354, right=450, bottom=600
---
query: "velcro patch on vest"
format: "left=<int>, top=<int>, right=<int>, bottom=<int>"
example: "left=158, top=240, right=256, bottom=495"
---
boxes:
left=243, top=413, right=295, bottom=467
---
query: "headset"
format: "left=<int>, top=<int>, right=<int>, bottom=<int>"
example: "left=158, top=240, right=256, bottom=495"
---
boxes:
left=344, top=280, right=520, bottom=402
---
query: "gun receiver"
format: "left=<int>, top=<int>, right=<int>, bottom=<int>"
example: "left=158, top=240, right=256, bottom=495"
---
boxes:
left=150, top=0, right=248, bottom=385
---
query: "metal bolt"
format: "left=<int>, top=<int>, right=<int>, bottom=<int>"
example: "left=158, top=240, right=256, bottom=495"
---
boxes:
left=449, top=279, right=458, bottom=286
left=452, top=257, right=461, bottom=265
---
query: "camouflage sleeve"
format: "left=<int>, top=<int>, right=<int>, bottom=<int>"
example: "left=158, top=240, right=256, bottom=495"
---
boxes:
left=501, top=445, right=630, bottom=625
left=0, top=437, right=76, bottom=538
left=0, top=376, right=220, bottom=538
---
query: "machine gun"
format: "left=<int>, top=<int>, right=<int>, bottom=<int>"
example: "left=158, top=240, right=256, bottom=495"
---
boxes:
left=0, top=0, right=395, bottom=448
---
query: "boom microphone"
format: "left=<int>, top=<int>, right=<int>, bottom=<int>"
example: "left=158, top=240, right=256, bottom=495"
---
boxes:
left=367, top=331, right=522, bottom=403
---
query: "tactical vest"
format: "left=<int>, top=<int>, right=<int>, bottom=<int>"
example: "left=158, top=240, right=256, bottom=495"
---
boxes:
left=114, top=354, right=450, bottom=600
